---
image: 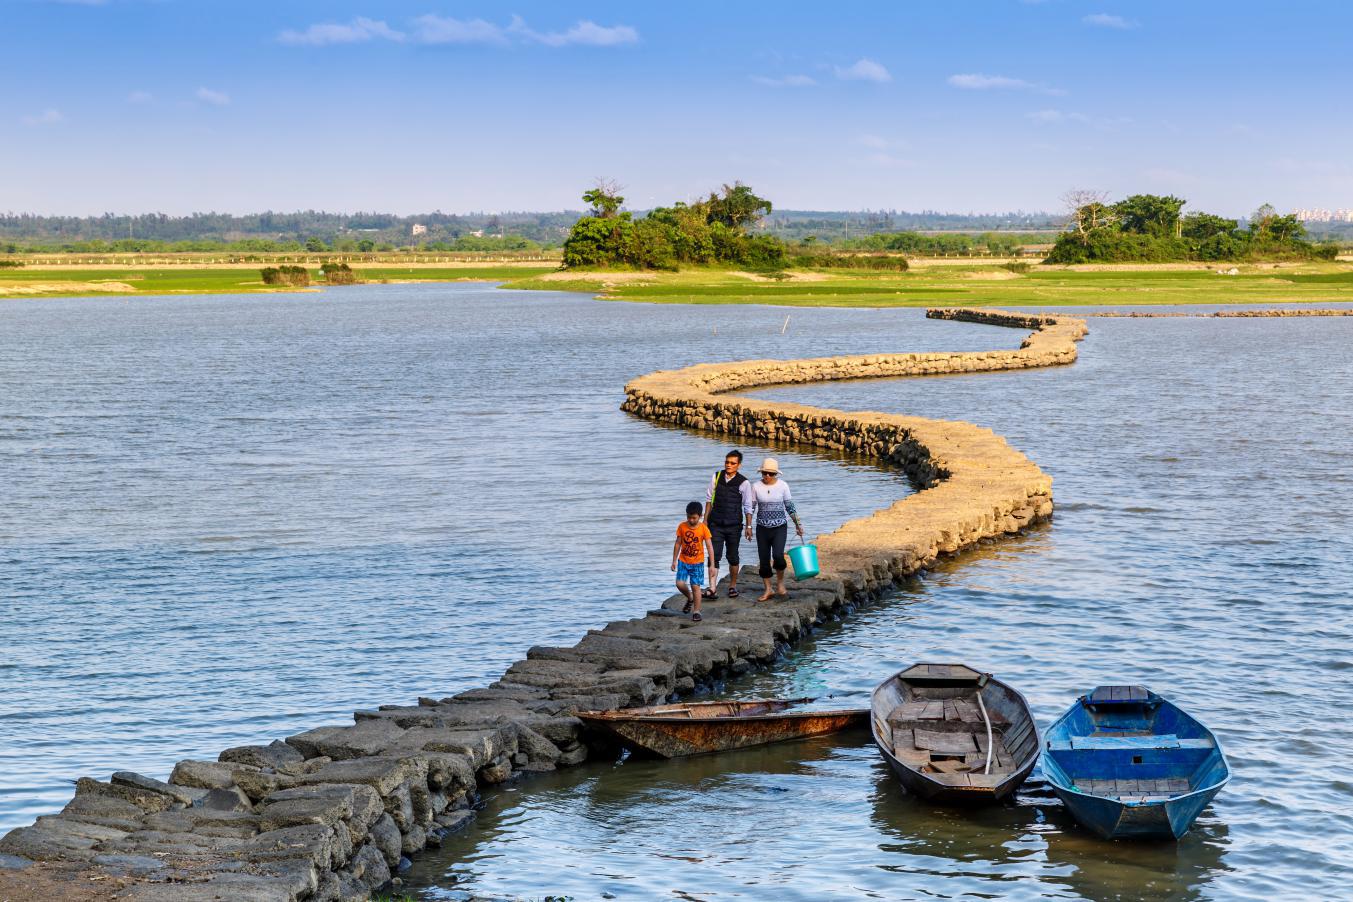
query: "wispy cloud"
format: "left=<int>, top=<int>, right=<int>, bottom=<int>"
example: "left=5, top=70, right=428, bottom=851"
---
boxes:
left=1083, top=13, right=1139, bottom=29
left=279, top=17, right=404, bottom=46
left=195, top=87, right=230, bottom=107
left=510, top=16, right=638, bottom=47
left=835, top=58, right=891, bottom=82
left=411, top=15, right=509, bottom=45
left=949, top=73, right=1065, bottom=95
left=21, top=108, right=65, bottom=126
left=751, top=74, right=817, bottom=87
left=1026, top=109, right=1131, bottom=129
left=127, top=90, right=153, bottom=105
left=280, top=14, right=638, bottom=48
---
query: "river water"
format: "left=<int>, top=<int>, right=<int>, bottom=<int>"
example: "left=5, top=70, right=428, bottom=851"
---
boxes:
left=3, top=285, right=1351, bottom=900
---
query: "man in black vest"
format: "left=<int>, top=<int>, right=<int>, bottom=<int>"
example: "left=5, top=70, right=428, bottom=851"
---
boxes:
left=702, top=449, right=754, bottom=599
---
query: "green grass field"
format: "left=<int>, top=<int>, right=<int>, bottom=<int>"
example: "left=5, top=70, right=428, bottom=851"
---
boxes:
left=502, top=263, right=1353, bottom=308
left=0, top=265, right=556, bottom=298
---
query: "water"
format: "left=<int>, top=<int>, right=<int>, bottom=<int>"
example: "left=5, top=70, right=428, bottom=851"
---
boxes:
left=3, top=287, right=1350, bottom=900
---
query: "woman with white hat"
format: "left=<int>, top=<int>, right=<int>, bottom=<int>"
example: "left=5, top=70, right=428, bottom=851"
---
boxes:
left=745, top=457, right=804, bottom=602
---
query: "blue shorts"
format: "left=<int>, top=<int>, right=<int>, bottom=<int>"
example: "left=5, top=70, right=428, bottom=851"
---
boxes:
left=676, top=561, right=706, bottom=587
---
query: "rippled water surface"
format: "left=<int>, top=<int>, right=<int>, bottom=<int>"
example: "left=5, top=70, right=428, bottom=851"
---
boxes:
left=4, top=286, right=1351, bottom=901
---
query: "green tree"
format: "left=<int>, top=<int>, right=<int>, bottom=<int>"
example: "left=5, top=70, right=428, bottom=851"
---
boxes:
left=304, top=237, right=327, bottom=252
left=704, top=182, right=772, bottom=231
left=1112, top=194, right=1185, bottom=236
left=1181, top=212, right=1238, bottom=241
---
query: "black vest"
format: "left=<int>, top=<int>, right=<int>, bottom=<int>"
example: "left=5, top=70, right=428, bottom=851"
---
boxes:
left=709, top=471, right=748, bottom=526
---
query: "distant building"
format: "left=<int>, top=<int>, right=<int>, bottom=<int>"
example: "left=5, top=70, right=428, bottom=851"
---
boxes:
left=411, top=223, right=428, bottom=236
left=1292, top=208, right=1353, bottom=223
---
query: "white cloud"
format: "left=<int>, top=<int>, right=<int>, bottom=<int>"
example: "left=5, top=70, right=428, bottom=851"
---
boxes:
left=279, top=17, right=404, bottom=46
left=1083, top=13, right=1138, bottom=29
left=21, top=108, right=64, bottom=126
left=866, top=152, right=912, bottom=168
left=127, top=90, right=153, bottom=105
left=751, top=74, right=817, bottom=87
left=1026, top=109, right=1132, bottom=129
left=1026, top=109, right=1064, bottom=122
left=857, top=134, right=889, bottom=149
left=513, top=17, right=638, bottom=47
left=412, top=15, right=508, bottom=45
left=195, top=87, right=230, bottom=107
left=949, top=73, right=1065, bottom=95
left=834, top=58, right=891, bottom=83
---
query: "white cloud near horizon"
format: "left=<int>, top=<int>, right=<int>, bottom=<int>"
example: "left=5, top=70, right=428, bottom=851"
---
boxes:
left=835, top=58, right=891, bottom=82
left=22, top=108, right=65, bottom=126
left=278, top=14, right=638, bottom=48
left=1084, top=13, right=1139, bottom=29
left=751, top=74, right=817, bottom=87
left=195, top=87, right=230, bottom=106
left=949, top=73, right=1065, bottom=95
left=279, top=17, right=405, bottom=46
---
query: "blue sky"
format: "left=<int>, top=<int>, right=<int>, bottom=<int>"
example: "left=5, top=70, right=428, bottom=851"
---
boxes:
left=4, top=0, right=1352, bottom=216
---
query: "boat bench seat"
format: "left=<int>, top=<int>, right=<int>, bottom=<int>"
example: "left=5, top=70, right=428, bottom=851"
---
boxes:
left=1048, top=734, right=1214, bottom=751
left=1073, top=777, right=1190, bottom=799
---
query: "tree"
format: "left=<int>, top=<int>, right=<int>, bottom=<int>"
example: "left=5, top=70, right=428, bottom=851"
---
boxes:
left=1113, top=194, right=1185, bottom=236
left=582, top=179, right=626, bottom=219
left=304, top=237, right=327, bottom=252
left=1061, top=189, right=1115, bottom=244
left=1181, top=212, right=1237, bottom=241
left=705, top=182, right=772, bottom=232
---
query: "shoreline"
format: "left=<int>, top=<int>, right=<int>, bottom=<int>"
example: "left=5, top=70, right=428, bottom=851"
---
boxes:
left=0, top=308, right=1084, bottom=900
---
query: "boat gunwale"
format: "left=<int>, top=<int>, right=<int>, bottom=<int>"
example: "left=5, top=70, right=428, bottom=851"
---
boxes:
left=1041, top=694, right=1231, bottom=805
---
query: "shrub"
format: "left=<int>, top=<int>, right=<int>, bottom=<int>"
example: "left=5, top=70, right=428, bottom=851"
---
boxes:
left=0, top=260, right=23, bottom=268
left=319, top=262, right=357, bottom=284
left=260, top=265, right=310, bottom=286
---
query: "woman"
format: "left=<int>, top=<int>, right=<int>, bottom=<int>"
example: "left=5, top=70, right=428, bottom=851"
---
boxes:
left=745, top=457, right=804, bottom=602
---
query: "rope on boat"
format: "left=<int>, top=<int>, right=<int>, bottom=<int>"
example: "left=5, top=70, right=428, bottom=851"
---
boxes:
left=976, top=679, right=994, bottom=775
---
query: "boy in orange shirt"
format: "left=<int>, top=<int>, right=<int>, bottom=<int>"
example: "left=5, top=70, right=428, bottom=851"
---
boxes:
left=672, top=501, right=714, bottom=622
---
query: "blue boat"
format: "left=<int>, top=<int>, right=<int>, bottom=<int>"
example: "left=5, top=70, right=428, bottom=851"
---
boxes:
left=1042, top=685, right=1229, bottom=840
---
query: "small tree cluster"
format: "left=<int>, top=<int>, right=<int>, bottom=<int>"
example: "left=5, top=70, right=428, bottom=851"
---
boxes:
left=562, top=181, right=785, bottom=270
left=320, top=262, right=357, bottom=284
left=260, top=265, right=311, bottom=286
left=1046, top=192, right=1334, bottom=263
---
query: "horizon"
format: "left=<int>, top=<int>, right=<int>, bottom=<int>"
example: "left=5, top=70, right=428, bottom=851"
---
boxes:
left=5, top=1, right=1353, bottom=217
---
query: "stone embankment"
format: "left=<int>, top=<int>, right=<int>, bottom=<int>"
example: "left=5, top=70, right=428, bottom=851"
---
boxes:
left=0, top=308, right=1085, bottom=901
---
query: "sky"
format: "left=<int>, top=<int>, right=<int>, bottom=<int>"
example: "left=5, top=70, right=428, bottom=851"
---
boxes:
left=3, top=0, right=1352, bottom=217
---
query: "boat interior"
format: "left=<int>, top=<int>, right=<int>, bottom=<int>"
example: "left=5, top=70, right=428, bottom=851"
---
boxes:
left=877, top=664, right=1037, bottom=787
left=1042, top=686, right=1226, bottom=802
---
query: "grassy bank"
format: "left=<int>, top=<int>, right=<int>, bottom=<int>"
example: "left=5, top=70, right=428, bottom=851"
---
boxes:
left=501, top=261, right=1353, bottom=308
left=0, top=264, right=557, bottom=298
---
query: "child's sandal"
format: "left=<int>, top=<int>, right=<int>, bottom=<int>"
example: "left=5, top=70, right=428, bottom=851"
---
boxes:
left=691, top=612, right=702, bottom=622
left=682, top=599, right=694, bottom=614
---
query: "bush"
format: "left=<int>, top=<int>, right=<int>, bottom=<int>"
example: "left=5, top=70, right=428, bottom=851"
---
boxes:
left=1002, top=260, right=1030, bottom=273
left=0, top=260, right=23, bottom=268
left=260, top=265, right=310, bottom=286
left=319, top=262, right=357, bottom=284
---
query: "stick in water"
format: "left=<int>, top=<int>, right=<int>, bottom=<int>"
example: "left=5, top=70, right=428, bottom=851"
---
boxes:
left=781, top=315, right=790, bottom=334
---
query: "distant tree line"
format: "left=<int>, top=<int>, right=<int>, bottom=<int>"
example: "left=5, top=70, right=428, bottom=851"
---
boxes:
left=841, top=231, right=1046, bottom=256
left=1046, top=192, right=1337, bottom=264
left=563, top=182, right=786, bottom=269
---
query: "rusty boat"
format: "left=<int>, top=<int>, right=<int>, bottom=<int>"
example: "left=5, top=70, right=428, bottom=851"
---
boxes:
left=872, top=663, right=1039, bottom=804
left=577, top=698, right=870, bottom=758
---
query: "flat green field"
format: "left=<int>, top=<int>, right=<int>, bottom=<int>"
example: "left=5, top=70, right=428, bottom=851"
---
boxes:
left=0, top=265, right=556, bottom=298
left=502, top=263, right=1353, bottom=308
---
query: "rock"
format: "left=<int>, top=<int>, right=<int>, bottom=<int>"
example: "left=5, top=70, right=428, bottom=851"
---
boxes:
left=512, top=752, right=528, bottom=766
left=171, top=759, right=257, bottom=790
left=201, top=785, right=254, bottom=812
left=400, top=824, right=427, bottom=855
left=0, top=817, right=128, bottom=862
left=511, top=723, right=562, bottom=765
left=297, top=757, right=416, bottom=797
left=111, top=772, right=197, bottom=807
left=74, top=777, right=176, bottom=814
left=241, top=823, right=337, bottom=870
left=345, top=841, right=391, bottom=890
left=477, top=755, right=513, bottom=784
left=59, top=793, right=147, bottom=831
left=286, top=720, right=407, bottom=761
left=124, top=872, right=299, bottom=902
left=382, top=785, right=415, bottom=832
left=220, top=740, right=305, bottom=770
left=258, top=795, right=351, bottom=833
left=234, top=770, right=300, bottom=803
left=91, top=852, right=167, bottom=875
left=558, top=744, right=589, bottom=767
left=0, top=853, right=33, bottom=870
left=143, top=808, right=261, bottom=837
left=434, top=809, right=475, bottom=833
left=368, top=813, right=401, bottom=868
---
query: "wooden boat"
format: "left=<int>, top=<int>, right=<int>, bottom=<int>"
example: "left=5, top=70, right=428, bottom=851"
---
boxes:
left=576, top=698, right=869, bottom=758
left=1042, top=685, right=1230, bottom=840
left=871, top=663, right=1039, bottom=804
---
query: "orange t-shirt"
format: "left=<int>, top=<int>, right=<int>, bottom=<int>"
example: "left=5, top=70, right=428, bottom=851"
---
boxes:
left=676, top=522, right=712, bottom=564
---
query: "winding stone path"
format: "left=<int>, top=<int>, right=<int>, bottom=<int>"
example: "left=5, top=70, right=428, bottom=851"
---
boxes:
left=0, top=308, right=1085, bottom=901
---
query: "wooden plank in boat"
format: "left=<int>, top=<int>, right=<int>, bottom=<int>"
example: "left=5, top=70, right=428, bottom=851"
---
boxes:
left=930, top=758, right=971, bottom=774
left=915, top=728, right=978, bottom=754
left=918, top=700, right=945, bottom=720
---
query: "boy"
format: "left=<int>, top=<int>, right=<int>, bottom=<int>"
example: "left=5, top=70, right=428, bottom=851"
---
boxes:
left=672, top=501, right=714, bottom=622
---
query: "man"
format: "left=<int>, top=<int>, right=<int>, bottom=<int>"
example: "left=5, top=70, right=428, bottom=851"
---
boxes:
left=703, top=449, right=754, bottom=599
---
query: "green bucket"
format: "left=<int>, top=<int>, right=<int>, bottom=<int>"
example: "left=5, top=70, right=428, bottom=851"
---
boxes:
left=788, top=538, right=820, bottom=581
